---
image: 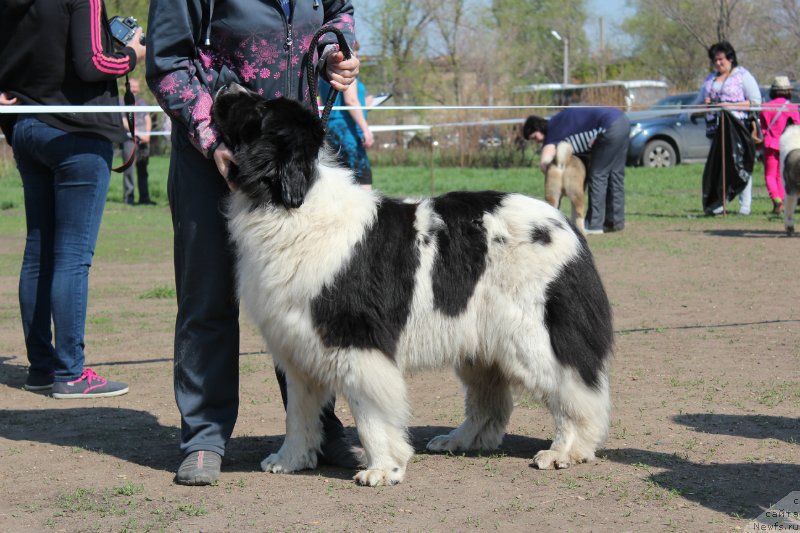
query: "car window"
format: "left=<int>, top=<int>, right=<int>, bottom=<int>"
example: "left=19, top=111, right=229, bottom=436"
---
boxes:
left=651, top=93, right=702, bottom=109
left=760, top=84, right=800, bottom=104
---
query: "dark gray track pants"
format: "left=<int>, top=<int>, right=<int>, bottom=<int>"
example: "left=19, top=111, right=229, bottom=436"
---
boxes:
left=586, top=115, right=630, bottom=231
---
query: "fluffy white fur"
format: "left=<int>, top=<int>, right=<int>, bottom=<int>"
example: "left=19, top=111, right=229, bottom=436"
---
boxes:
left=226, top=153, right=612, bottom=486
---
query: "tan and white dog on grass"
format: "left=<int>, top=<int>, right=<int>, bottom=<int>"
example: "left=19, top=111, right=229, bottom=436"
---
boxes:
left=542, top=141, right=587, bottom=234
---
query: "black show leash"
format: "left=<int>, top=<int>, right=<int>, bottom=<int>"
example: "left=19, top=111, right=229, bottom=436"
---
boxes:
left=304, top=26, right=352, bottom=131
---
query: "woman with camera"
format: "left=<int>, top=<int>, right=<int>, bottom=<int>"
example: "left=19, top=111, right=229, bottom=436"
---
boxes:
left=0, top=0, right=146, bottom=397
left=701, top=41, right=761, bottom=216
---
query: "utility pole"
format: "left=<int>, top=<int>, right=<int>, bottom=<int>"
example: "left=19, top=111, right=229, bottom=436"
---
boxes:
left=598, top=17, right=605, bottom=82
left=551, top=30, right=569, bottom=87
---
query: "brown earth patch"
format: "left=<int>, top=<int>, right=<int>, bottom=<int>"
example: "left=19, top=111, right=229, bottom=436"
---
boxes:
left=0, top=211, right=798, bottom=531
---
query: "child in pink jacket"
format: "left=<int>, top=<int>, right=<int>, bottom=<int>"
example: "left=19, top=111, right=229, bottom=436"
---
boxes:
left=760, top=76, right=800, bottom=214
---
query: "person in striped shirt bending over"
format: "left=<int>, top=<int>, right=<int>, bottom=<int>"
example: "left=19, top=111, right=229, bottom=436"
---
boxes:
left=524, top=107, right=630, bottom=234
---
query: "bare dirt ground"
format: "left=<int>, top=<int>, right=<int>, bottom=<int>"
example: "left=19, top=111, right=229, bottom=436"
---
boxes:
left=0, top=210, right=798, bottom=532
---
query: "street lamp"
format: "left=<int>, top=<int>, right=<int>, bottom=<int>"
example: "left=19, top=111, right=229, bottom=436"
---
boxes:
left=550, top=30, right=569, bottom=87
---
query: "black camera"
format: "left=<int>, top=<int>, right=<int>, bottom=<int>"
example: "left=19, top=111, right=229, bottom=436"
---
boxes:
left=109, top=16, right=145, bottom=46
left=709, top=97, right=721, bottom=105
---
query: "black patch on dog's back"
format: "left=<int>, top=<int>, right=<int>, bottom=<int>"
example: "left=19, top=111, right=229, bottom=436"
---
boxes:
left=544, top=239, right=613, bottom=388
left=310, top=200, right=420, bottom=359
left=431, top=191, right=506, bottom=316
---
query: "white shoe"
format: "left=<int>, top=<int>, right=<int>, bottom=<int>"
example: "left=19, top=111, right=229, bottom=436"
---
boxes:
left=584, top=228, right=604, bottom=235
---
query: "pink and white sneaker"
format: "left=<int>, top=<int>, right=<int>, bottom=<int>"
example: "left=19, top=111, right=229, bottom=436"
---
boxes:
left=51, top=368, right=129, bottom=399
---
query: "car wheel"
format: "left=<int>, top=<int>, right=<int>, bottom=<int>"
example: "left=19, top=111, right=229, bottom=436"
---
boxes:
left=642, top=139, right=677, bottom=168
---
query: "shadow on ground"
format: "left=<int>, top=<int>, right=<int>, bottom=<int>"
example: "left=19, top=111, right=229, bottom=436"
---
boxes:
left=607, top=412, right=799, bottom=518
left=606, top=448, right=798, bottom=518
left=0, top=404, right=552, bottom=481
left=674, top=413, right=799, bottom=445
left=1, top=356, right=553, bottom=480
left=704, top=228, right=792, bottom=238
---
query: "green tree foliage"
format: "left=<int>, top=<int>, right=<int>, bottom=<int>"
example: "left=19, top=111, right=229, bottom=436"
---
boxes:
left=621, top=0, right=798, bottom=90
left=490, top=0, right=589, bottom=85
left=359, top=0, right=432, bottom=106
left=104, top=0, right=149, bottom=31
left=620, top=1, right=712, bottom=90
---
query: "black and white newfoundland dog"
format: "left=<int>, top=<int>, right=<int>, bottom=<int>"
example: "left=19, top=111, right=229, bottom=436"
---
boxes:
left=213, top=84, right=614, bottom=487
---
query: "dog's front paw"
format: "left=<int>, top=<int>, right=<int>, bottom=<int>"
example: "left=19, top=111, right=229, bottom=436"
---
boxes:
left=426, top=433, right=463, bottom=452
left=260, top=449, right=316, bottom=473
left=532, top=450, right=572, bottom=470
left=354, top=467, right=404, bottom=487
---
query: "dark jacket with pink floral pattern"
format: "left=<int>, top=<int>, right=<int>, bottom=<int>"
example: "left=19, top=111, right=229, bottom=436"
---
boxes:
left=145, top=0, right=355, bottom=157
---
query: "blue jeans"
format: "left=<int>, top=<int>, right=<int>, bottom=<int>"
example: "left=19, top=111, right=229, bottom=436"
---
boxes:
left=11, top=117, right=112, bottom=382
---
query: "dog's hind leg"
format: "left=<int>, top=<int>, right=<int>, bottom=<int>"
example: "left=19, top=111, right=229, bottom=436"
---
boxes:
left=340, top=351, right=413, bottom=487
left=566, top=185, right=586, bottom=233
left=783, top=150, right=800, bottom=235
left=533, top=368, right=610, bottom=470
left=544, top=169, right=564, bottom=210
left=261, top=364, right=329, bottom=474
left=785, top=192, right=798, bottom=235
left=426, top=361, right=512, bottom=452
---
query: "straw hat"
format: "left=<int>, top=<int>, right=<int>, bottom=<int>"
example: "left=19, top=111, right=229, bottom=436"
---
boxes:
left=771, top=76, right=792, bottom=90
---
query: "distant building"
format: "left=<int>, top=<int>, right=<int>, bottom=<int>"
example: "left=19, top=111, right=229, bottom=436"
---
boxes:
left=512, top=80, right=668, bottom=112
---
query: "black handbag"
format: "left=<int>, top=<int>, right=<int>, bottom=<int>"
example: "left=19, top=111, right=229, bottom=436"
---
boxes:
left=749, top=112, right=763, bottom=145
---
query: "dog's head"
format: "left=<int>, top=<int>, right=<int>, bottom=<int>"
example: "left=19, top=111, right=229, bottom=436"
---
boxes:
left=213, top=84, right=325, bottom=208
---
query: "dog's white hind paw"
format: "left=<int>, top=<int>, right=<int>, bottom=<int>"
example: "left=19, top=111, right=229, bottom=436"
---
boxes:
left=260, top=450, right=316, bottom=473
left=354, top=467, right=404, bottom=487
left=532, top=450, right=572, bottom=470
left=427, top=429, right=503, bottom=452
left=533, top=449, right=595, bottom=470
left=426, top=434, right=463, bottom=452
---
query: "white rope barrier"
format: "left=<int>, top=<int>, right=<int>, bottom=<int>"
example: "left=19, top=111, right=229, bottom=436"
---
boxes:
left=0, top=104, right=769, bottom=113
left=0, top=103, right=773, bottom=140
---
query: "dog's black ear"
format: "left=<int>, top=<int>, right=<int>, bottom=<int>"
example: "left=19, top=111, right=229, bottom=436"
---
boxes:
left=277, top=153, right=313, bottom=208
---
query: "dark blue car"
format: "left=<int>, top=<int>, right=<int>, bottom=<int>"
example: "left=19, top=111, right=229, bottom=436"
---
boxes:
left=627, top=92, right=709, bottom=167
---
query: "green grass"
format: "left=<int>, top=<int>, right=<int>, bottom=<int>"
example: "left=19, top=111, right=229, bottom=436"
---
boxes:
left=138, top=284, right=177, bottom=300
left=0, top=153, right=780, bottom=266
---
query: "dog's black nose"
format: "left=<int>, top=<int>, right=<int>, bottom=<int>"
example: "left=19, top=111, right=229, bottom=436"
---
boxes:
left=215, top=83, right=248, bottom=101
left=214, top=85, right=230, bottom=100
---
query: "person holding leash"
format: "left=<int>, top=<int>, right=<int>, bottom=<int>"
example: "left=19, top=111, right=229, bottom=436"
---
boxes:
left=146, top=0, right=361, bottom=486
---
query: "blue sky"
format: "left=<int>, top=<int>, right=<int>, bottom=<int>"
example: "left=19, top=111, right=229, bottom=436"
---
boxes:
left=357, top=0, right=634, bottom=53
left=585, top=0, right=634, bottom=50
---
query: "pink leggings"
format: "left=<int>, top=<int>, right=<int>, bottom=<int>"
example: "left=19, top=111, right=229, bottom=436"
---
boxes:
left=763, top=146, right=784, bottom=201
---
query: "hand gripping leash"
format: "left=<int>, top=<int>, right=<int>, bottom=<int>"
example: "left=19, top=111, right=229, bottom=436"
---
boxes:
left=304, top=26, right=352, bottom=131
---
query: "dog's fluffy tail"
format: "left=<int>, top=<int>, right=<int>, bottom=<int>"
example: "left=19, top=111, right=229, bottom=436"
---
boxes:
left=553, top=142, right=575, bottom=171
